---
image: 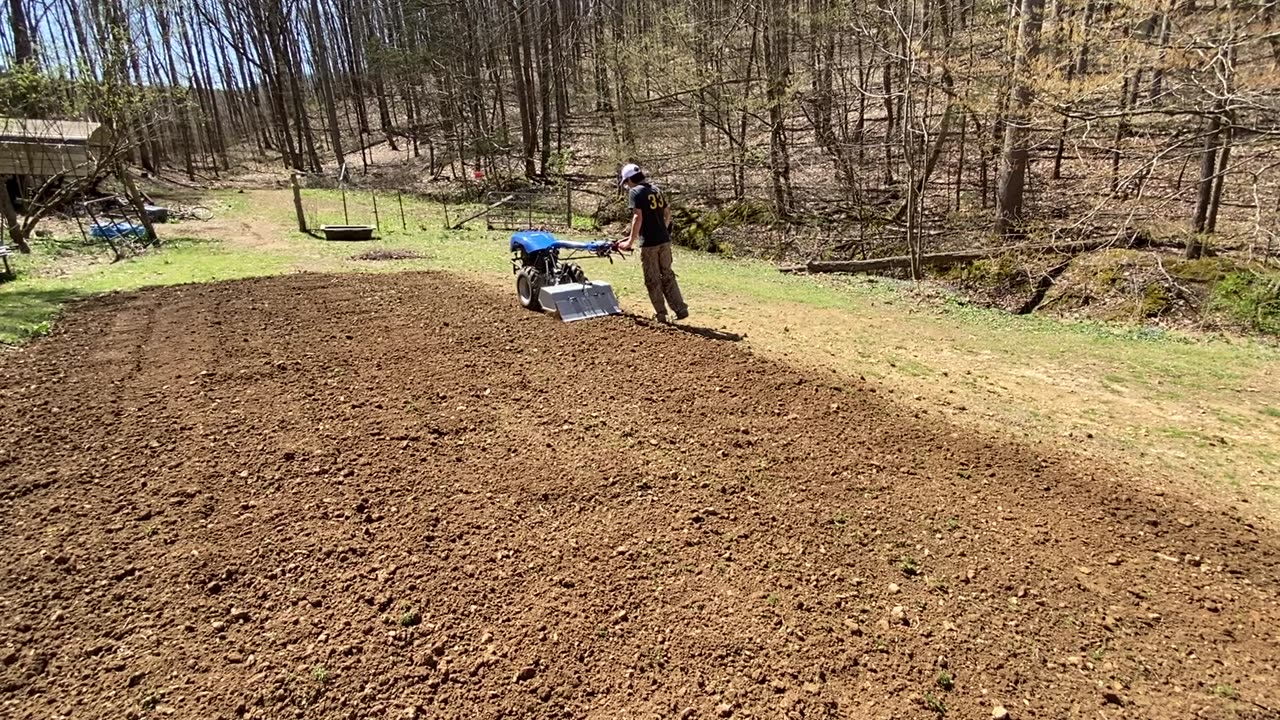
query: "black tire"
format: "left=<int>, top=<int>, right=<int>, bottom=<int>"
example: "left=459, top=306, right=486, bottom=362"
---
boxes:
left=516, top=267, right=542, bottom=311
left=563, top=263, right=587, bottom=284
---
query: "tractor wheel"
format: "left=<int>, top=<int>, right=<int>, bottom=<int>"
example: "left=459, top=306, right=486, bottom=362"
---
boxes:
left=563, top=263, right=587, bottom=284
left=516, top=267, right=543, bottom=311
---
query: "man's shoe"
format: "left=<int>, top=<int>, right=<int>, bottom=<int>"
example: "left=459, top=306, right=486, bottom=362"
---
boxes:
left=675, top=309, right=690, bottom=321
left=653, top=314, right=670, bottom=324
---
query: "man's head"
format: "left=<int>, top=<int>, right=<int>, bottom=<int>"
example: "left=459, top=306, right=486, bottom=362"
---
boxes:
left=619, top=163, right=646, bottom=189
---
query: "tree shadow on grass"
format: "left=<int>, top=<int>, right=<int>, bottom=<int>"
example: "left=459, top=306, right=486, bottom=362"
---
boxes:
left=0, top=286, right=85, bottom=344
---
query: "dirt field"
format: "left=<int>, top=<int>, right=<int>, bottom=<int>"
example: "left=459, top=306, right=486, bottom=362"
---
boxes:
left=1, top=272, right=1278, bottom=720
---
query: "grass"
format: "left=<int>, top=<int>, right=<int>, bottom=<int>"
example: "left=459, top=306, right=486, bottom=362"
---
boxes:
left=398, top=608, right=421, bottom=627
left=4, top=187, right=1280, bottom=519
left=935, top=671, right=954, bottom=690
left=1, top=237, right=293, bottom=343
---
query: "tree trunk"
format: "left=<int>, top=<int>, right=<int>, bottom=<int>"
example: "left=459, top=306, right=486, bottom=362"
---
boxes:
left=1205, top=120, right=1233, bottom=234
left=0, top=179, right=30, bottom=253
left=309, top=0, right=347, bottom=167
left=995, top=0, right=1046, bottom=237
left=1188, top=110, right=1222, bottom=258
left=537, top=0, right=554, bottom=176
left=8, top=0, right=36, bottom=65
left=509, top=0, right=538, bottom=178
left=1149, top=0, right=1173, bottom=102
left=763, top=0, right=794, bottom=218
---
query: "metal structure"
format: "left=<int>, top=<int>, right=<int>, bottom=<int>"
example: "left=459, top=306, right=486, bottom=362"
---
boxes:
left=291, top=169, right=395, bottom=240
left=485, top=190, right=574, bottom=232
left=510, top=231, right=625, bottom=322
left=321, top=225, right=376, bottom=241
left=75, top=195, right=151, bottom=253
left=0, top=118, right=111, bottom=177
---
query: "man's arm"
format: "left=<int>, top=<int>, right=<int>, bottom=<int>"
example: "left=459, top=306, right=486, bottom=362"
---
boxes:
left=621, top=208, right=642, bottom=251
left=663, top=204, right=673, bottom=230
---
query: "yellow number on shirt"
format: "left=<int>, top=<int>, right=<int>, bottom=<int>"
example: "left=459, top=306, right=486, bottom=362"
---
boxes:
left=648, top=194, right=665, bottom=210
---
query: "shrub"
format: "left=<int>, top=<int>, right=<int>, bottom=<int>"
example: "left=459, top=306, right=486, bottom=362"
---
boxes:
left=1209, top=270, right=1280, bottom=335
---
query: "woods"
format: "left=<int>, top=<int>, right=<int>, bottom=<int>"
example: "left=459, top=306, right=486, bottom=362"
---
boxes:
left=2, top=0, right=1279, bottom=260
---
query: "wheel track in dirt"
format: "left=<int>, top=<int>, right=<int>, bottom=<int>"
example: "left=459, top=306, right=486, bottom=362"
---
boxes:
left=0, top=271, right=1277, bottom=720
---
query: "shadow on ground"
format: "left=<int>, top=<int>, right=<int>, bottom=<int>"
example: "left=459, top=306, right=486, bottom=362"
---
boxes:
left=628, top=314, right=744, bottom=342
left=0, top=286, right=85, bottom=343
left=670, top=323, right=743, bottom=342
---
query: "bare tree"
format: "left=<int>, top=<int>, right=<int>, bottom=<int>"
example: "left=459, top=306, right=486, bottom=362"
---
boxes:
left=996, top=0, right=1045, bottom=238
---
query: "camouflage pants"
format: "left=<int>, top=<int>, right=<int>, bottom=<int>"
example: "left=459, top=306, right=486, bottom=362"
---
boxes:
left=641, top=244, right=687, bottom=318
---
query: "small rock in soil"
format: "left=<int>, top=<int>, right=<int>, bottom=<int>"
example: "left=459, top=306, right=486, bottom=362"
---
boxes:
left=888, top=583, right=901, bottom=594
left=890, top=606, right=906, bottom=624
left=992, top=705, right=1010, bottom=719
left=514, top=665, right=536, bottom=682
left=716, top=703, right=734, bottom=718
left=206, top=581, right=222, bottom=594
left=1102, top=691, right=1124, bottom=706
left=211, top=621, right=227, bottom=633
left=680, top=708, right=697, bottom=720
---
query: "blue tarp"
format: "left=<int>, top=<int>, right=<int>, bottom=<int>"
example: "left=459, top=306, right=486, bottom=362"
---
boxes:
left=90, top=222, right=146, bottom=240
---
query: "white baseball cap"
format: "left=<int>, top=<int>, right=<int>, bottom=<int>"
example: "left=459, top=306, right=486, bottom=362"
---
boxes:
left=619, top=163, right=641, bottom=185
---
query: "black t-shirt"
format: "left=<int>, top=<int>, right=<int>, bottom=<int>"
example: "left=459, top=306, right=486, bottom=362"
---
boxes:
left=627, top=183, right=670, bottom=247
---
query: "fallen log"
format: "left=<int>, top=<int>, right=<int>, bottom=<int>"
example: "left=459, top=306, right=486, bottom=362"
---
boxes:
left=778, top=238, right=1136, bottom=275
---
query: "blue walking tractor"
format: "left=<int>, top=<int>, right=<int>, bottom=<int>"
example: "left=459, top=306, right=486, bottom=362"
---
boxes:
left=510, top=231, right=627, bottom=322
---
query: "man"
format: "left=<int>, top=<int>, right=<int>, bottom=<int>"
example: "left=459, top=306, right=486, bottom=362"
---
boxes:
left=618, top=163, right=689, bottom=323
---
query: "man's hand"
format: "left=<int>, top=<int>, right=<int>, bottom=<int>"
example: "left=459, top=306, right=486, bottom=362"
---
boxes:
left=617, top=238, right=633, bottom=252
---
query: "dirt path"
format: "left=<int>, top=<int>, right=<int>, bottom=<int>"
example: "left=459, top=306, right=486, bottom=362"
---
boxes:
left=1, top=273, right=1277, bottom=720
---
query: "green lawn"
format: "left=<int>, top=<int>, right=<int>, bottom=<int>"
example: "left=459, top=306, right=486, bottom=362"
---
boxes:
left=3, top=188, right=1278, bottom=518
left=1, top=238, right=296, bottom=342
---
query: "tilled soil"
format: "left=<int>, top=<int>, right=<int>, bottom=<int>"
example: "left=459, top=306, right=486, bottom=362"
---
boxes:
left=1, top=272, right=1278, bottom=720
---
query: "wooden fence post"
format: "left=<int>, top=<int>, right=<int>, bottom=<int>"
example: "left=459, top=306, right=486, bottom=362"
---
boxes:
left=291, top=172, right=307, bottom=232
